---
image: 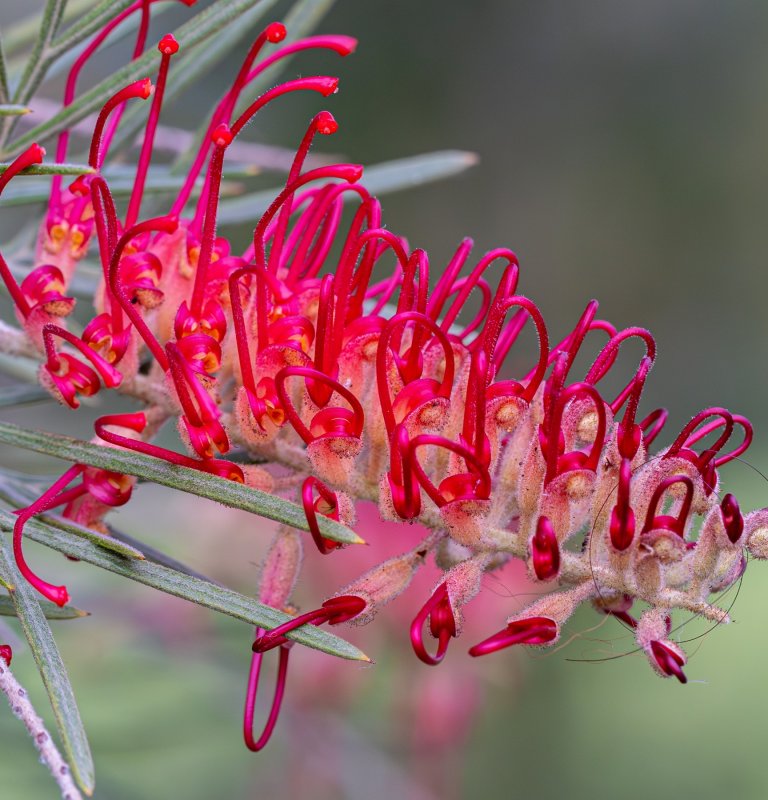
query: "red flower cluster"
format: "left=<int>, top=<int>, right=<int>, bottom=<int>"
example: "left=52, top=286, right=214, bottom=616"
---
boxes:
left=2, top=3, right=767, bottom=753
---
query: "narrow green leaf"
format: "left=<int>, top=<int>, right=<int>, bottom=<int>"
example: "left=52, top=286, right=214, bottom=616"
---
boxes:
left=0, top=593, right=89, bottom=620
left=12, top=0, right=69, bottom=107
left=0, top=161, right=94, bottom=176
left=1, top=0, right=93, bottom=57
left=106, top=524, right=220, bottom=584
left=217, top=150, right=479, bottom=224
left=0, top=39, right=11, bottom=103
left=0, top=104, right=31, bottom=116
left=0, top=508, right=369, bottom=662
left=7, top=0, right=275, bottom=156
left=0, top=384, right=51, bottom=407
left=0, top=532, right=95, bottom=794
left=0, top=422, right=363, bottom=545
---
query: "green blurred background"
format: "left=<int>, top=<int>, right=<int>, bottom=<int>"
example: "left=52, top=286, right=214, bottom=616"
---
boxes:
left=2, top=1, right=768, bottom=798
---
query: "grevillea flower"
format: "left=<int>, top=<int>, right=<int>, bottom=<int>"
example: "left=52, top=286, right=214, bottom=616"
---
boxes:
left=3, top=3, right=768, bottom=760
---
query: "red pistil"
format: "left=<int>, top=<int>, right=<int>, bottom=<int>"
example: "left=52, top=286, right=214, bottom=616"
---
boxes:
left=252, top=595, right=366, bottom=653
left=482, top=295, right=550, bottom=406
left=531, top=515, right=560, bottom=580
left=469, top=616, right=558, bottom=657
left=0, top=144, right=46, bottom=315
left=410, top=583, right=457, bottom=666
left=388, top=424, right=422, bottom=519
left=616, top=356, right=653, bottom=460
left=302, top=476, right=344, bottom=554
left=243, top=631, right=290, bottom=752
left=125, top=34, right=179, bottom=227
left=88, top=79, right=153, bottom=171
left=609, top=457, right=636, bottom=550
left=0, top=645, right=11, bottom=666
left=541, top=379, right=607, bottom=484
left=275, top=366, right=364, bottom=445
left=407, top=434, right=491, bottom=508
left=584, top=327, right=656, bottom=413
left=268, top=112, right=339, bottom=276
left=13, top=465, right=84, bottom=606
left=377, top=311, right=455, bottom=437
left=107, top=216, right=179, bottom=369
left=642, top=475, right=694, bottom=538
left=94, top=413, right=244, bottom=482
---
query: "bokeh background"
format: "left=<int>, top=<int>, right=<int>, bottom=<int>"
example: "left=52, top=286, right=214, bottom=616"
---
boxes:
left=2, top=1, right=768, bottom=798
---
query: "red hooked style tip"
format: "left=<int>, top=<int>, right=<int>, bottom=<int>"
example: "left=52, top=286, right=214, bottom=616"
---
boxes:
left=0, top=645, right=11, bottom=666
left=211, top=123, right=234, bottom=147
left=319, top=76, right=340, bottom=96
left=158, top=34, right=179, bottom=55
left=315, top=110, right=338, bottom=135
left=531, top=516, right=560, bottom=581
left=469, top=617, right=558, bottom=657
left=0, top=142, right=46, bottom=194
left=721, top=493, right=744, bottom=544
left=139, top=78, right=154, bottom=99
left=649, top=640, right=687, bottom=683
left=410, top=583, right=456, bottom=666
left=266, top=22, right=287, bottom=43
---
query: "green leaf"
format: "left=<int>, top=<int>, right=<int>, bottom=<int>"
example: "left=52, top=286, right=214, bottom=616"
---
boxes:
left=1, top=0, right=93, bottom=57
left=0, top=531, right=95, bottom=795
left=0, top=34, right=10, bottom=105
left=0, top=161, right=94, bottom=176
left=0, top=422, right=364, bottom=546
left=217, top=150, right=479, bottom=224
left=0, top=104, right=31, bottom=116
left=0, top=593, right=89, bottom=620
left=12, top=0, right=69, bottom=107
left=6, top=0, right=278, bottom=157
left=0, top=507, right=369, bottom=662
